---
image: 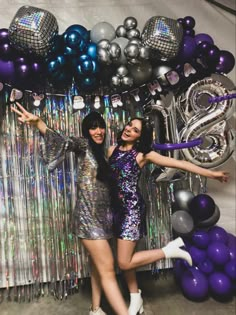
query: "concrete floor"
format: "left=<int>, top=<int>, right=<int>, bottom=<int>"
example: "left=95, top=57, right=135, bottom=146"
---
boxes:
left=0, top=271, right=235, bottom=315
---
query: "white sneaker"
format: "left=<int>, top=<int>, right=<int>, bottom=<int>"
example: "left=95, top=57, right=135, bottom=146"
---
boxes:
left=89, top=307, right=107, bottom=315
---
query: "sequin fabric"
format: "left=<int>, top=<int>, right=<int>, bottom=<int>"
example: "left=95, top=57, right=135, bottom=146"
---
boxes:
left=109, top=146, right=146, bottom=241
left=42, top=128, right=113, bottom=240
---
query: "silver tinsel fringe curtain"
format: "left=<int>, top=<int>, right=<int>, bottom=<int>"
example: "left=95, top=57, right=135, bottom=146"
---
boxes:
left=0, top=89, right=203, bottom=300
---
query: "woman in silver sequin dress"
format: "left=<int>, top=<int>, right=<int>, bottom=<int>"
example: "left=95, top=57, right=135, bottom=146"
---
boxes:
left=11, top=103, right=129, bottom=315
left=108, top=117, right=229, bottom=315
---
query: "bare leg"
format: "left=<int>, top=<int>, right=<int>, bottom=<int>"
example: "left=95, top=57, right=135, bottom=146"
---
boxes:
left=117, top=239, right=165, bottom=271
left=82, top=239, right=128, bottom=315
left=124, top=269, right=139, bottom=293
left=90, top=260, right=102, bottom=310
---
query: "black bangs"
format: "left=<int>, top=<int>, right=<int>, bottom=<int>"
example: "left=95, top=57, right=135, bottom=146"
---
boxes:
left=82, top=111, right=106, bottom=138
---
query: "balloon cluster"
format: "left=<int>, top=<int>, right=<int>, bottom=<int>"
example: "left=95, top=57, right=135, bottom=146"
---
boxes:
left=0, top=7, right=235, bottom=93
left=173, top=226, right=236, bottom=301
left=171, top=190, right=221, bottom=236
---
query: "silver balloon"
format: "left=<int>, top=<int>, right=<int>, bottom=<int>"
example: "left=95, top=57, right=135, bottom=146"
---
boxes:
left=97, top=39, right=110, bottom=49
left=174, top=190, right=194, bottom=211
left=90, top=21, right=116, bottom=43
left=127, top=29, right=140, bottom=39
left=121, top=76, right=134, bottom=87
left=124, top=17, right=138, bottom=30
left=98, top=47, right=112, bottom=65
left=116, top=25, right=127, bottom=37
left=128, top=60, right=152, bottom=85
left=152, top=64, right=173, bottom=86
left=171, top=210, right=194, bottom=236
left=129, top=38, right=142, bottom=46
left=124, top=43, right=139, bottom=58
left=139, top=46, right=150, bottom=60
left=116, top=65, right=129, bottom=77
left=111, top=37, right=129, bottom=64
left=141, top=16, right=183, bottom=61
left=109, top=42, right=121, bottom=60
left=111, top=75, right=121, bottom=87
left=180, top=75, right=235, bottom=168
left=8, top=5, right=58, bottom=57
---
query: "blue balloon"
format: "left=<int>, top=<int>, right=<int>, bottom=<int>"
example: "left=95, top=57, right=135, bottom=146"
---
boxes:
left=64, top=30, right=82, bottom=49
left=87, top=43, right=98, bottom=60
left=65, top=24, right=89, bottom=42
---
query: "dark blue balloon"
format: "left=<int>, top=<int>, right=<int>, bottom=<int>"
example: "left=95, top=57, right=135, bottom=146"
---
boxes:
left=192, top=230, right=210, bottom=249
left=208, top=226, right=228, bottom=244
left=181, top=267, right=209, bottom=301
left=64, top=30, right=82, bottom=49
left=207, top=241, right=230, bottom=266
left=209, top=272, right=232, bottom=297
left=87, top=43, right=98, bottom=60
left=178, top=35, right=197, bottom=62
left=65, top=24, right=89, bottom=42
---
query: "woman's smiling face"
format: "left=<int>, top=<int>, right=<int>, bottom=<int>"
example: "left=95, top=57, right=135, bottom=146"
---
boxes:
left=89, top=126, right=105, bottom=144
left=121, top=119, right=142, bottom=144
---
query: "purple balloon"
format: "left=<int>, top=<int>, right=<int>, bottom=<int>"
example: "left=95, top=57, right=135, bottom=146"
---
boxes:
left=208, top=226, right=228, bottom=244
left=195, top=33, right=214, bottom=46
left=189, top=194, right=215, bottom=222
left=173, top=259, right=189, bottom=283
left=183, top=16, right=196, bottom=29
left=209, top=272, right=232, bottom=297
left=181, top=267, right=209, bottom=301
left=178, top=35, right=197, bottom=61
left=215, top=50, right=235, bottom=74
left=229, top=246, right=236, bottom=261
left=227, top=233, right=236, bottom=248
left=184, top=28, right=195, bottom=37
left=197, top=204, right=220, bottom=228
left=206, top=45, right=220, bottom=66
left=0, top=28, right=9, bottom=44
left=0, top=42, right=16, bottom=60
left=0, top=58, right=16, bottom=83
left=192, top=230, right=210, bottom=249
left=207, top=241, right=230, bottom=266
left=189, top=246, right=207, bottom=265
left=224, top=260, right=236, bottom=280
left=152, top=138, right=202, bottom=150
left=198, top=259, right=214, bottom=275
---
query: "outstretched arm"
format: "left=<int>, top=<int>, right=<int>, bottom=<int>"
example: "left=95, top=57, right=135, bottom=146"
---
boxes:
left=144, top=150, right=229, bottom=183
left=11, top=102, right=47, bottom=135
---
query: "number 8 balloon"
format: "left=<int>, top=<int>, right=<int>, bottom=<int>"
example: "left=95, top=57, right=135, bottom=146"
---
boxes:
left=179, top=74, right=235, bottom=168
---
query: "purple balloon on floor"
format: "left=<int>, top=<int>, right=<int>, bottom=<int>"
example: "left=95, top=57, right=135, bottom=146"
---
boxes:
left=209, top=272, right=232, bottom=297
left=224, top=260, right=236, bottom=280
left=181, top=267, right=209, bottom=301
left=192, top=230, right=210, bottom=248
left=189, top=246, right=207, bottom=265
left=198, top=259, right=214, bottom=275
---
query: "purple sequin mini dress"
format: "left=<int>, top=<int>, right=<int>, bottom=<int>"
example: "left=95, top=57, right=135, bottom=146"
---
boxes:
left=109, top=146, right=146, bottom=241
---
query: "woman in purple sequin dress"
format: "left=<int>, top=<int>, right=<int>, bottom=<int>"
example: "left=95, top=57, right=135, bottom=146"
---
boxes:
left=108, top=117, right=229, bottom=315
left=11, top=103, right=129, bottom=315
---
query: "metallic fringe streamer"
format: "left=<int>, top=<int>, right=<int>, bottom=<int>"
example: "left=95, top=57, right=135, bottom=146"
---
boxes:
left=0, top=88, right=203, bottom=301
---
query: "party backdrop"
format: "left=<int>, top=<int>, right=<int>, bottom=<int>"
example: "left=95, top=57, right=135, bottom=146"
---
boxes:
left=0, top=0, right=235, bottom=301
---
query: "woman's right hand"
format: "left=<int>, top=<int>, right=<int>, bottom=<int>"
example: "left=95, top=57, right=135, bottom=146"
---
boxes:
left=11, top=102, right=47, bottom=134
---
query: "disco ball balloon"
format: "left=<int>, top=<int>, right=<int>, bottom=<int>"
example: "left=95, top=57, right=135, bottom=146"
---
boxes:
left=8, top=6, right=58, bottom=57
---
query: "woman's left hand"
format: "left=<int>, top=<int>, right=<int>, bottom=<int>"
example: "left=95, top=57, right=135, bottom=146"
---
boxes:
left=211, top=171, right=230, bottom=183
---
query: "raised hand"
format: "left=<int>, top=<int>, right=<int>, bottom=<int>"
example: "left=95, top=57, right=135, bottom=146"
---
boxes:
left=11, top=102, right=47, bottom=134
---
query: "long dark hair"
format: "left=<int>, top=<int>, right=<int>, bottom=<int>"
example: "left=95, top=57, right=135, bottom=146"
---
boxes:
left=82, top=111, right=110, bottom=183
left=117, top=117, right=153, bottom=154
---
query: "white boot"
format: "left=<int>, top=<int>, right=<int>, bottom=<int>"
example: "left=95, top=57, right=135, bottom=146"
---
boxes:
left=89, top=306, right=107, bottom=315
left=128, top=289, right=144, bottom=315
left=162, top=237, right=192, bottom=266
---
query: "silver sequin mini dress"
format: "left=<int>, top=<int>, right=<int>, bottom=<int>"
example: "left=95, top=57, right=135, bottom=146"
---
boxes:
left=42, top=128, right=113, bottom=240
